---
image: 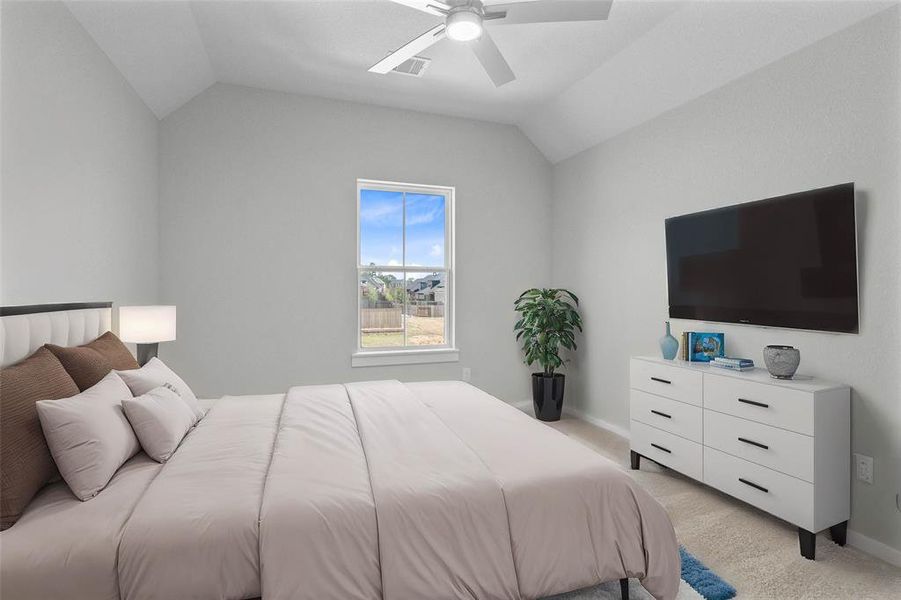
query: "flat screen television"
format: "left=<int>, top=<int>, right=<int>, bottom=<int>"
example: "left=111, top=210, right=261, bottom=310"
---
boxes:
left=665, top=183, right=858, bottom=333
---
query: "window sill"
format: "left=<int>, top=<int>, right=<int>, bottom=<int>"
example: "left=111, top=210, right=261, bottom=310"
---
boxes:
left=352, top=348, right=460, bottom=367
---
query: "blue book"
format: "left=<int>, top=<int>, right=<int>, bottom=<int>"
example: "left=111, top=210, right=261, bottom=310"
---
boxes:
left=715, top=356, right=754, bottom=366
left=712, top=362, right=754, bottom=371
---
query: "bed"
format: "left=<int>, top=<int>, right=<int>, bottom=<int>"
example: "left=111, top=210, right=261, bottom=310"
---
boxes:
left=0, top=303, right=679, bottom=600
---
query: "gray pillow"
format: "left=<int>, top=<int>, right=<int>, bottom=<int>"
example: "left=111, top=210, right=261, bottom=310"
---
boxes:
left=117, top=358, right=204, bottom=422
left=36, top=372, right=140, bottom=501
left=123, top=386, right=196, bottom=463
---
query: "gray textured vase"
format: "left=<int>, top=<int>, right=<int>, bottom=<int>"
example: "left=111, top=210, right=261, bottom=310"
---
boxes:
left=762, top=345, right=801, bottom=379
left=659, top=321, right=679, bottom=360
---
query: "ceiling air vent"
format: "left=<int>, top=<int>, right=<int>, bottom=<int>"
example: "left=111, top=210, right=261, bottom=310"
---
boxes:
left=392, top=56, right=432, bottom=77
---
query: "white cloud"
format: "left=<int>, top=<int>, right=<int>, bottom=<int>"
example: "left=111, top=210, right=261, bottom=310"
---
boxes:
left=360, top=202, right=401, bottom=224
left=406, top=205, right=442, bottom=226
left=429, top=244, right=442, bottom=257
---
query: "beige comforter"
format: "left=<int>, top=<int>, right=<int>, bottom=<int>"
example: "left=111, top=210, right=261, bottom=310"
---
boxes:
left=2, top=381, right=680, bottom=600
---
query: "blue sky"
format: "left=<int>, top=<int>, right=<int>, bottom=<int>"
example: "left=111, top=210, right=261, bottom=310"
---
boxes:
left=360, top=189, right=445, bottom=267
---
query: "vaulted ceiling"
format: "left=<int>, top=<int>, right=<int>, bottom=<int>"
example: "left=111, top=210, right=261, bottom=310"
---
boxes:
left=65, top=0, right=894, bottom=162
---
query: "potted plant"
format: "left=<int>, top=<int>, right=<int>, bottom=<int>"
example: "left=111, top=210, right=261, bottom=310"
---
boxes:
left=514, top=288, right=582, bottom=421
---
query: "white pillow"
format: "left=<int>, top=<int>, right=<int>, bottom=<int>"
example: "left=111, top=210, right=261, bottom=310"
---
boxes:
left=36, top=372, right=140, bottom=501
left=117, top=357, right=204, bottom=422
left=123, top=386, right=196, bottom=462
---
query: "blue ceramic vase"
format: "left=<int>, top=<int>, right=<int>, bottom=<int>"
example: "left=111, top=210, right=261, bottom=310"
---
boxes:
left=659, top=321, right=679, bottom=360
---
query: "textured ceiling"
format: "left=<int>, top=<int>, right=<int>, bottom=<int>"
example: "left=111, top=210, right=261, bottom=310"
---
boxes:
left=64, top=0, right=895, bottom=162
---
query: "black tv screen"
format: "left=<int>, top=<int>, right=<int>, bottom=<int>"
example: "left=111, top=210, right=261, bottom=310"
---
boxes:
left=665, top=183, right=858, bottom=333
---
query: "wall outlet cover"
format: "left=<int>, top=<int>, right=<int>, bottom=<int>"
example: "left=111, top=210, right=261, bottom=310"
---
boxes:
left=854, top=453, right=874, bottom=485
left=462, top=367, right=471, bottom=382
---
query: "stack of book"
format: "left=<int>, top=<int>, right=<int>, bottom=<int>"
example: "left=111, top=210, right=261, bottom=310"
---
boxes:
left=711, top=356, right=755, bottom=371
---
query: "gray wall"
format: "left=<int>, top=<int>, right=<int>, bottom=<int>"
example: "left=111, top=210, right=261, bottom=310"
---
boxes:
left=1, top=1, right=158, bottom=306
left=551, top=8, right=900, bottom=553
left=159, top=84, right=552, bottom=403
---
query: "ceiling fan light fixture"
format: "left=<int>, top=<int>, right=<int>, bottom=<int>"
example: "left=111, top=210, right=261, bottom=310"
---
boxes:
left=445, top=10, right=483, bottom=42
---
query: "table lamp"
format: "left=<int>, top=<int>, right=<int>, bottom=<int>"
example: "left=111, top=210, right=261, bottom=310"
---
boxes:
left=119, top=306, right=176, bottom=366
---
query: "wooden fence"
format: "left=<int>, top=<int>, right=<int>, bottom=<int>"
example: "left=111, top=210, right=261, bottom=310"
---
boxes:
left=405, top=304, right=445, bottom=318
left=361, top=307, right=402, bottom=332
left=361, top=304, right=446, bottom=331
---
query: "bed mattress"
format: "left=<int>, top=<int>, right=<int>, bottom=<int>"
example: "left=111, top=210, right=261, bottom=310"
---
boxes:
left=1, top=381, right=679, bottom=600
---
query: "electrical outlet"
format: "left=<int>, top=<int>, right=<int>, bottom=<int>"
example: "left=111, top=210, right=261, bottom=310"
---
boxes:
left=462, top=367, right=471, bottom=383
left=854, top=453, right=874, bottom=485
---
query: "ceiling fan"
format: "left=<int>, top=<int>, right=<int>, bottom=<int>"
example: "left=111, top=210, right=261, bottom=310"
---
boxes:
left=369, top=0, right=613, bottom=87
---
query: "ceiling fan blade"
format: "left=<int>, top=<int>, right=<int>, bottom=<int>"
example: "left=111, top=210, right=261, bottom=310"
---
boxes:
left=471, top=31, right=515, bottom=87
left=369, top=24, right=447, bottom=74
left=488, top=0, right=612, bottom=25
left=387, top=0, right=451, bottom=17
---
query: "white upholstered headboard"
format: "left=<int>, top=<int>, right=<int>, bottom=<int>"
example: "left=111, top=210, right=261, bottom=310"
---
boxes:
left=0, top=303, right=113, bottom=368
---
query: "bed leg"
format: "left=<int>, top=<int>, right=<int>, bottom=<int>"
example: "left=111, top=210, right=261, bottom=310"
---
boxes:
left=620, top=577, right=629, bottom=600
left=630, top=450, right=640, bottom=470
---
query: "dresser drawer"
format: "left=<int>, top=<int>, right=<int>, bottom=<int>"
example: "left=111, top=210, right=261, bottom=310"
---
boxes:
left=704, top=374, right=814, bottom=435
left=630, top=359, right=702, bottom=406
left=704, top=447, right=814, bottom=530
left=631, top=389, right=702, bottom=442
left=704, top=410, right=814, bottom=482
left=631, top=420, right=702, bottom=481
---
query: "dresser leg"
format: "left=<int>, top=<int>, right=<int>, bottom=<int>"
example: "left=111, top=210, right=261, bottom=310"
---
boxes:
left=620, top=578, right=629, bottom=600
left=630, top=451, right=640, bottom=470
left=798, top=528, right=816, bottom=560
left=829, top=521, right=848, bottom=546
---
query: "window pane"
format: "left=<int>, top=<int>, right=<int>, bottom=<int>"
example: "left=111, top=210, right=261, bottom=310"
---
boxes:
left=360, top=270, right=405, bottom=348
left=360, top=189, right=403, bottom=267
left=404, top=193, right=445, bottom=267
left=404, top=271, right=446, bottom=346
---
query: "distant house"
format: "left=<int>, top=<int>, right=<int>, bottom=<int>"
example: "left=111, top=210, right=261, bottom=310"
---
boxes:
left=360, top=273, right=387, bottom=301
left=406, top=273, right=445, bottom=303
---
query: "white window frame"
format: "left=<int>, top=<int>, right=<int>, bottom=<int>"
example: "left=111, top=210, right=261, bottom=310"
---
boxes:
left=353, top=179, right=457, bottom=367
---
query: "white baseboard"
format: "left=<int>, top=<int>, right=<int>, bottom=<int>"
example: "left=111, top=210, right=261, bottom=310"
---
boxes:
left=511, top=400, right=631, bottom=440
left=563, top=406, right=631, bottom=440
left=847, top=529, right=901, bottom=567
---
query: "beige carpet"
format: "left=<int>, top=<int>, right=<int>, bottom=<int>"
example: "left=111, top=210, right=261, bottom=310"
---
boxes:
left=541, top=416, right=901, bottom=599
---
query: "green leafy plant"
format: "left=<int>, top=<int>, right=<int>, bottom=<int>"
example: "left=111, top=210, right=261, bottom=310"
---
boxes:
left=514, top=288, right=583, bottom=376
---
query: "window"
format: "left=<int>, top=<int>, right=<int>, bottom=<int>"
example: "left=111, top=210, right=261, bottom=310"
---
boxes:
left=353, top=180, right=456, bottom=367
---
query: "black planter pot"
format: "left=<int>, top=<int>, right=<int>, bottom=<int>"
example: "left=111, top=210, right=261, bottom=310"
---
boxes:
left=531, top=373, right=565, bottom=421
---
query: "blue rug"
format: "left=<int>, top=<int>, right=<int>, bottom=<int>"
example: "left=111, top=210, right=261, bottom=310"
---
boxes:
left=679, top=546, right=736, bottom=600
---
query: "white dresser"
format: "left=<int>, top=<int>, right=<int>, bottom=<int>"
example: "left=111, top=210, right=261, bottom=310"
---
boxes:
left=629, top=356, right=850, bottom=560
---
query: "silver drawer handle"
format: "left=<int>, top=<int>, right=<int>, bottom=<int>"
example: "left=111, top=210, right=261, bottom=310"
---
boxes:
left=650, top=443, right=671, bottom=454
left=738, top=437, right=769, bottom=450
left=739, top=478, right=769, bottom=493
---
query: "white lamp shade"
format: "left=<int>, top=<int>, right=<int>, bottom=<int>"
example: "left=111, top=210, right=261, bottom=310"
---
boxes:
left=119, top=306, right=176, bottom=344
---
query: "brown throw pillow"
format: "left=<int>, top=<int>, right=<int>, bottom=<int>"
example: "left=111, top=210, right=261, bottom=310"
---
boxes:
left=45, top=331, right=140, bottom=391
left=1, top=347, right=80, bottom=530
